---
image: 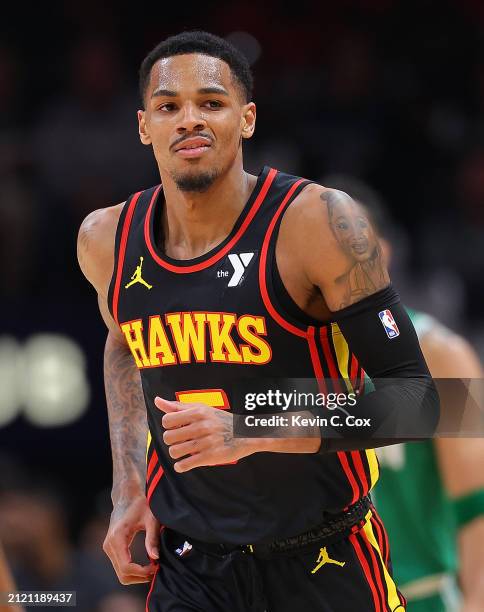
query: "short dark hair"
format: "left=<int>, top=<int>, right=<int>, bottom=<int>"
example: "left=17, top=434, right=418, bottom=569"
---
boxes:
left=139, top=30, right=253, bottom=106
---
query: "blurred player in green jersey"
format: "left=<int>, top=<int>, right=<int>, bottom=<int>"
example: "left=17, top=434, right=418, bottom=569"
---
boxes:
left=376, top=308, right=483, bottom=612
left=326, top=176, right=484, bottom=612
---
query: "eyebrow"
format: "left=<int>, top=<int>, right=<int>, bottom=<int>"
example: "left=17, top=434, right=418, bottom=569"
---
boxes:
left=151, top=88, right=177, bottom=98
left=198, top=87, right=229, bottom=96
left=151, top=86, right=229, bottom=99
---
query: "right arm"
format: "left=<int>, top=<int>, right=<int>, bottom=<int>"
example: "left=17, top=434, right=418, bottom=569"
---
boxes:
left=77, top=206, right=159, bottom=585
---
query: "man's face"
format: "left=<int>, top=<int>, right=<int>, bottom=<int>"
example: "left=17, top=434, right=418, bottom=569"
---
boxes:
left=329, top=199, right=377, bottom=262
left=138, top=53, right=255, bottom=192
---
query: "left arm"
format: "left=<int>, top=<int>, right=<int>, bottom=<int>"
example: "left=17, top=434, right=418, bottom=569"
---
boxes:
left=282, top=186, right=439, bottom=453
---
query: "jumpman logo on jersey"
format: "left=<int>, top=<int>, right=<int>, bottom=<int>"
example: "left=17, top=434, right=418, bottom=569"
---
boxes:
left=125, top=257, right=153, bottom=290
left=311, top=547, right=346, bottom=574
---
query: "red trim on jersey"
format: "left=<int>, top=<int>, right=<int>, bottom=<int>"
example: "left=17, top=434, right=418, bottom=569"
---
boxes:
left=147, top=466, right=164, bottom=502
left=146, top=451, right=159, bottom=482
left=307, top=326, right=325, bottom=381
left=372, top=508, right=390, bottom=568
left=144, top=169, right=277, bottom=273
left=307, top=328, right=363, bottom=503
left=258, top=178, right=308, bottom=337
left=145, top=563, right=159, bottom=612
left=338, top=451, right=361, bottom=505
left=351, top=451, right=369, bottom=497
left=350, top=354, right=359, bottom=388
left=112, top=191, right=143, bottom=325
left=370, top=514, right=386, bottom=568
left=349, top=533, right=382, bottom=612
left=319, top=326, right=343, bottom=392
left=359, top=530, right=388, bottom=612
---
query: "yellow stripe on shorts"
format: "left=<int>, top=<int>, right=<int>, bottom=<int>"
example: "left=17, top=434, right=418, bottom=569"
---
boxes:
left=363, top=514, right=402, bottom=610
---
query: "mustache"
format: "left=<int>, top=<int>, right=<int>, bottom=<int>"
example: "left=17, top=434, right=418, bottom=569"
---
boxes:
left=170, top=132, right=213, bottom=151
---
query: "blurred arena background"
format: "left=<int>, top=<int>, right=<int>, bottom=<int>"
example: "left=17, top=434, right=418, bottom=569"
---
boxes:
left=1, top=1, right=484, bottom=610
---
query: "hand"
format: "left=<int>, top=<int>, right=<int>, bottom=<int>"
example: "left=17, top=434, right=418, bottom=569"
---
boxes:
left=155, top=397, right=258, bottom=472
left=103, top=494, right=161, bottom=585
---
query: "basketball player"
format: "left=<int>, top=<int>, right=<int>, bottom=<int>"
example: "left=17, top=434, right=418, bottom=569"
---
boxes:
left=78, top=31, right=439, bottom=611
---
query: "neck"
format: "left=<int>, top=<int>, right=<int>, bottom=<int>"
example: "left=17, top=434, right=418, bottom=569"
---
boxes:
left=158, top=156, right=257, bottom=260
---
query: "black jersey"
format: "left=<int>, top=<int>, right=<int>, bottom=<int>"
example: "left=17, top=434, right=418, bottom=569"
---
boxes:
left=108, top=166, right=379, bottom=544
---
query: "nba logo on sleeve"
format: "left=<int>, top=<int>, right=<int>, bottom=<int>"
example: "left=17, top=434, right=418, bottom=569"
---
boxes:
left=378, top=309, right=400, bottom=339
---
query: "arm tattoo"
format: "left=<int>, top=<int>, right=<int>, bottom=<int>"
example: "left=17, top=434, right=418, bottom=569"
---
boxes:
left=320, top=189, right=388, bottom=308
left=216, top=409, right=234, bottom=446
left=217, top=410, right=239, bottom=449
left=104, top=334, right=148, bottom=509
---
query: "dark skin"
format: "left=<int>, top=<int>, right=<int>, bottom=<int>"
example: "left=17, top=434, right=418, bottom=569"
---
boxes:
left=78, top=52, right=390, bottom=581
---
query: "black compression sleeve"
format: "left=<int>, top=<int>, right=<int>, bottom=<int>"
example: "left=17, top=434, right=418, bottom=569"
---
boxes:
left=317, top=285, right=440, bottom=453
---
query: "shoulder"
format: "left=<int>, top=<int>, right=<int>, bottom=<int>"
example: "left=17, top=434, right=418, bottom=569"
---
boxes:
left=285, top=182, right=356, bottom=215
left=279, top=183, right=335, bottom=239
left=281, top=182, right=330, bottom=222
left=77, top=202, right=125, bottom=295
left=278, top=183, right=360, bottom=272
left=280, top=183, right=363, bottom=245
left=420, top=319, right=471, bottom=356
left=418, top=319, right=482, bottom=378
left=277, top=182, right=390, bottom=310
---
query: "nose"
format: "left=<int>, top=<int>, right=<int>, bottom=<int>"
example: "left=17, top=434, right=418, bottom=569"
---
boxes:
left=347, top=220, right=360, bottom=238
left=176, top=102, right=207, bottom=134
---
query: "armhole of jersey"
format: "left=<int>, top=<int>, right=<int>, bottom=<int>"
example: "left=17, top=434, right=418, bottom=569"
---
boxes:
left=107, top=191, right=143, bottom=324
left=271, top=245, right=324, bottom=328
left=259, top=179, right=316, bottom=337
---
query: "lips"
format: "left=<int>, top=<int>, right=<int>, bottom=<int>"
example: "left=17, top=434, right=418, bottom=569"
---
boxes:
left=351, top=241, right=368, bottom=254
left=174, top=137, right=212, bottom=152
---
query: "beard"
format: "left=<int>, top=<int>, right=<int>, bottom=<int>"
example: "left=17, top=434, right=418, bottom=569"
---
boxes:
left=171, top=168, right=220, bottom=193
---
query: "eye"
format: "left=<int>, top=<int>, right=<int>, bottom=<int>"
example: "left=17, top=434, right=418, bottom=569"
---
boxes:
left=337, top=221, right=349, bottom=231
left=158, top=102, right=177, bottom=112
left=203, top=100, right=223, bottom=109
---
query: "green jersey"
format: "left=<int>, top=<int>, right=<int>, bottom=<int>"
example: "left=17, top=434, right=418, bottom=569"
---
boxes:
left=373, top=309, right=460, bottom=610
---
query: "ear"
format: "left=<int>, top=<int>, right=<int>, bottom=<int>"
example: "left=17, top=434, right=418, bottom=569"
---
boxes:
left=138, top=109, right=152, bottom=146
left=241, top=102, right=256, bottom=140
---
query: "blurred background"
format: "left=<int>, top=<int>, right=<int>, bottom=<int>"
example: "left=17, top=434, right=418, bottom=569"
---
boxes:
left=1, top=0, right=483, bottom=609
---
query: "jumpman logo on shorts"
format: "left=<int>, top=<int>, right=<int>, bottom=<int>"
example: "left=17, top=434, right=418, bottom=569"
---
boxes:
left=125, top=257, right=153, bottom=290
left=311, top=547, right=346, bottom=573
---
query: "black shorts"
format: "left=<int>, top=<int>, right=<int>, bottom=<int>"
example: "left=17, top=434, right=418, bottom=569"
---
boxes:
left=146, top=508, right=405, bottom=612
